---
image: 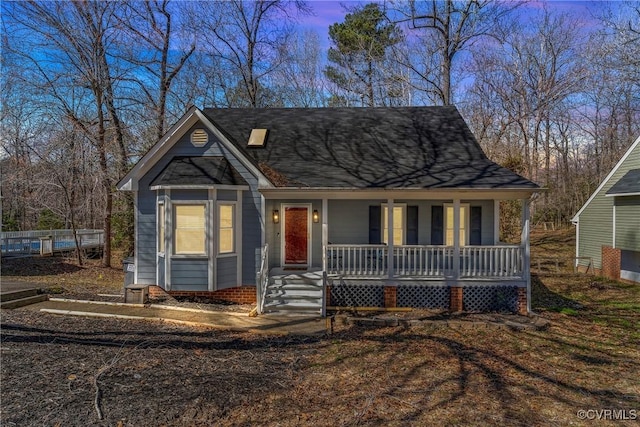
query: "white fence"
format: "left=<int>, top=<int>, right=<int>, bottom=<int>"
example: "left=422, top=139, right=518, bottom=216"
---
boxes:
left=1, top=229, right=104, bottom=256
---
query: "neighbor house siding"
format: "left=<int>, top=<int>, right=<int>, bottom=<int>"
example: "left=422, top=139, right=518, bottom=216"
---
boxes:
left=615, top=196, right=640, bottom=251
left=578, top=145, right=640, bottom=269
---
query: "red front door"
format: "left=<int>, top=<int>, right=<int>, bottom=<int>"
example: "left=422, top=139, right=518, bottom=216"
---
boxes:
left=284, top=206, right=309, bottom=265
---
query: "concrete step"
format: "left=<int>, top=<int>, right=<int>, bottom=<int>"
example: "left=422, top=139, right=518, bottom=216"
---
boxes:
left=266, top=288, right=323, bottom=298
left=0, top=288, right=39, bottom=303
left=262, top=303, right=322, bottom=316
left=270, top=278, right=324, bottom=288
left=0, top=294, right=48, bottom=309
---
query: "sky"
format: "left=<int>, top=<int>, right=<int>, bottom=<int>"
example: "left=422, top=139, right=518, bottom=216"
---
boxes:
left=299, top=0, right=608, bottom=49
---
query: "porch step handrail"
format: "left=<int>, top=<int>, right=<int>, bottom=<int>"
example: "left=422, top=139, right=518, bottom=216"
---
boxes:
left=255, top=244, right=269, bottom=314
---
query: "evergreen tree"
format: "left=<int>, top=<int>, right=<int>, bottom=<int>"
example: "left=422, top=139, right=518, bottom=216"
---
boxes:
left=325, top=3, right=404, bottom=107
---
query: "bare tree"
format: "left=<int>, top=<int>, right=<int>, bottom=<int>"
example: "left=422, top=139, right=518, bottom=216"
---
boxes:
left=392, top=0, right=521, bottom=105
left=4, top=1, right=131, bottom=266
left=198, top=0, right=309, bottom=108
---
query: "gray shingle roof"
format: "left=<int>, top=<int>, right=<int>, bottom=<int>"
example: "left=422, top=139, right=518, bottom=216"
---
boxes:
left=202, top=106, right=539, bottom=190
left=606, top=169, right=640, bottom=195
left=151, top=156, right=248, bottom=187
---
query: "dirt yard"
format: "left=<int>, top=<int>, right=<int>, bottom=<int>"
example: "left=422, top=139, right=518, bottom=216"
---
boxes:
left=2, top=229, right=639, bottom=426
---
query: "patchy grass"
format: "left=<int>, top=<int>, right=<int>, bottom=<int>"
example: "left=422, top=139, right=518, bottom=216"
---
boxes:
left=2, top=229, right=640, bottom=426
left=1, top=253, right=124, bottom=297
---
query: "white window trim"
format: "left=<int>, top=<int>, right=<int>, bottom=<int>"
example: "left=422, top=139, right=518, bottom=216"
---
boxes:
left=172, top=201, right=209, bottom=258
left=157, top=201, right=165, bottom=255
left=217, top=202, right=237, bottom=257
left=444, top=203, right=470, bottom=246
left=382, top=203, right=407, bottom=245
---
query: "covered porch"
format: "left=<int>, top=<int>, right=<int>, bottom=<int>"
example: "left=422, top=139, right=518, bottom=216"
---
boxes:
left=257, top=189, right=533, bottom=315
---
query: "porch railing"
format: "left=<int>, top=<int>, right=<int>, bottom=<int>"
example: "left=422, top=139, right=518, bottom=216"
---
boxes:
left=255, top=244, right=269, bottom=314
left=326, top=244, right=388, bottom=276
left=394, top=245, right=454, bottom=277
left=460, top=245, right=523, bottom=277
left=326, top=244, right=524, bottom=279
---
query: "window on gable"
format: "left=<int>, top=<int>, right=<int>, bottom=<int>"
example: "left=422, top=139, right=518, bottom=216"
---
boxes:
left=382, top=204, right=406, bottom=245
left=174, top=204, right=206, bottom=255
left=218, top=204, right=235, bottom=254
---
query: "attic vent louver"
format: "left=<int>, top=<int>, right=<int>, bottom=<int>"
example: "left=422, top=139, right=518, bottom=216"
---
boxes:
left=248, top=129, right=268, bottom=147
left=191, top=129, right=208, bottom=147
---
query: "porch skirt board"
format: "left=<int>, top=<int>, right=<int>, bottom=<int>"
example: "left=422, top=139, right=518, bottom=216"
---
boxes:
left=328, top=279, right=520, bottom=313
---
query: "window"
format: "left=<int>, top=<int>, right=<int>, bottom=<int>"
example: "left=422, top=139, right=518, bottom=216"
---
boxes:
left=218, top=204, right=235, bottom=254
left=174, top=204, right=206, bottom=255
left=445, top=204, right=469, bottom=246
left=158, top=202, right=165, bottom=253
left=382, top=205, right=405, bottom=245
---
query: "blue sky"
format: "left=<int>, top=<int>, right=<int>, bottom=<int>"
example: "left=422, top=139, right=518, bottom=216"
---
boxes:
left=300, top=0, right=607, bottom=49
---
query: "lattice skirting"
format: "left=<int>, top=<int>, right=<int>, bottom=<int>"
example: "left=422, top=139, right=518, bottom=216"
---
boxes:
left=463, top=285, right=519, bottom=312
left=330, top=282, right=385, bottom=307
left=397, top=285, right=450, bottom=309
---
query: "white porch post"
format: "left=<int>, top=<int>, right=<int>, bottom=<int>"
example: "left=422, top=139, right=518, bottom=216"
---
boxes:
left=387, top=199, right=395, bottom=278
left=453, top=199, right=461, bottom=280
left=322, top=198, right=328, bottom=272
left=522, top=198, right=531, bottom=313
left=494, top=199, right=500, bottom=244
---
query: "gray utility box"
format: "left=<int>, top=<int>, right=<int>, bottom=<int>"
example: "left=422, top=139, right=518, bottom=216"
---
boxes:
left=123, top=257, right=135, bottom=287
left=125, top=284, right=149, bottom=304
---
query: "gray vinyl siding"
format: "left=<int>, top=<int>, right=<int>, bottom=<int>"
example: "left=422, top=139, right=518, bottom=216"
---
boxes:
left=242, top=189, right=262, bottom=283
left=577, top=145, right=639, bottom=269
left=615, top=196, right=640, bottom=251
left=170, top=259, right=208, bottom=289
left=621, top=249, right=640, bottom=283
left=217, top=190, right=237, bottom=201
left=217, top=256, right=238, bottom=289
left=326, top=199, right=495, bottom=246
left=266, top=199, right=323, bottom=268
left=135, top=189, right=158, bottom=284
left=264, top=199, right=496, bottom=269
left=135, top=122, right=263, bottom=288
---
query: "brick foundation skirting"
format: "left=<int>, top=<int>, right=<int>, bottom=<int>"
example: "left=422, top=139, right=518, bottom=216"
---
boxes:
left=601, top=246, right=621, bottom=281
left=450, top=287, right=463, bottom=312
left=384, top=287, right=397, bottom=308
left=167, top=286, right=257, bottom=305
left=517, top=287, right=528, bottom=315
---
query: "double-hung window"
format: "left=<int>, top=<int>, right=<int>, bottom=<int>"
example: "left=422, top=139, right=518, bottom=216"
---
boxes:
left=157, top=202, right=165, bottom=253
left=218, top=204, right=235, bottom=254
left=174, top=204, right=206, bottom=255
left=444, top=204, right=469, bottom=246
left=382, top=204, right=406, bottom=245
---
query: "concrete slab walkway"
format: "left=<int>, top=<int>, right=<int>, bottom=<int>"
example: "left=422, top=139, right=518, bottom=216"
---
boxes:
left=19, top=299, right=329, bottom=336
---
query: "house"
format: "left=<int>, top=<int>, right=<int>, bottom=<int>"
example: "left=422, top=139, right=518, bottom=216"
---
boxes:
left=117, top=106, right=541, bottom=315
left=572, top=136, right=640, bottom=284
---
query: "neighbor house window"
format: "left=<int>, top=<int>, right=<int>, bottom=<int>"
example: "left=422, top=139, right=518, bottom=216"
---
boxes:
left=445, top=204, right=469, bottom=246
left=218, top=204, right=235, bottom=254
left=158, top=202, right=165, bottom=253
left=174, top=204, right=206, bottom=255
left=382, top=204, right=406, bottom=245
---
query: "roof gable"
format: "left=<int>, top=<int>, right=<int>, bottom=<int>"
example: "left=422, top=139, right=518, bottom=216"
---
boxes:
left=150, top=156, right=248, bottom=188
left=605, top=169, right=640, bottom=196
left=203, top=107, right=539, bottom=190
left=572, top=135, right=640, bottom=221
